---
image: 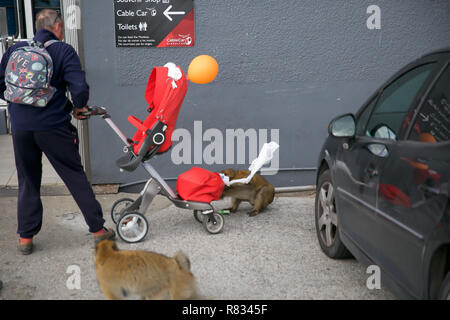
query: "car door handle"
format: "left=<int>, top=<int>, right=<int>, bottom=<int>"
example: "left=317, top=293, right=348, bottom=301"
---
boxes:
left=366, top=167, right=379, bottom=177
left=366, top=143, right=389, bottom=158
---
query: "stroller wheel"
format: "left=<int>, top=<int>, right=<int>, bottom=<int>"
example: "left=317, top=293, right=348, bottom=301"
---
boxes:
left=111, top=198, right=134, bottom=224
left=193, top=210, right=203, bottom=223
left=116, top=212, right=149, bottom=243
left=202, top=212, right=224, bottom=234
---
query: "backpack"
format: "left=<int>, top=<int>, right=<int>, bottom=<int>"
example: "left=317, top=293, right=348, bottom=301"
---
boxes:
left=4, top=40, right=58, bottom=107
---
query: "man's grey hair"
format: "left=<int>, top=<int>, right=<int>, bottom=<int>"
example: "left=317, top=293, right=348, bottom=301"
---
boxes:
left=35, top=9, right=63, bottom=31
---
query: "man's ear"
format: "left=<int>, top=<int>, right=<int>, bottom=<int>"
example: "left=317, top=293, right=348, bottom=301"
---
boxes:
left=54, top=21, right=64, bottom=41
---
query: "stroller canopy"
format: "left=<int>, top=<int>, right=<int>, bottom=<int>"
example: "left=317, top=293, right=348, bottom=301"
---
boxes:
left=128, top=63, right=188, bottom=155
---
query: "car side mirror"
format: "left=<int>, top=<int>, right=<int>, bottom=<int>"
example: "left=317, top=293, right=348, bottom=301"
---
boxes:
left=328, top=114, right=356, bottom=138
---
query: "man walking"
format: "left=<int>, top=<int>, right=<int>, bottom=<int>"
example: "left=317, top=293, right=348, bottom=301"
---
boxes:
left=0, top=9, right=114, bottom=254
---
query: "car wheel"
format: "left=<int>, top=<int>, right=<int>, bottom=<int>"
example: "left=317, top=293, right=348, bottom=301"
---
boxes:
left=438, top=272, right=450, bottom=300
left=315, top=169, right=352, bottom=259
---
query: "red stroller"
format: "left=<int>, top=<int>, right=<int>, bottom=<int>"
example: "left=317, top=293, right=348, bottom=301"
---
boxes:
left=84, top=63, right=226, bottom=243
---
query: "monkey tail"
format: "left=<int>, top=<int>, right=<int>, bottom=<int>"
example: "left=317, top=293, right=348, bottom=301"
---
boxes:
left=175, top=251, right=191, bottom=272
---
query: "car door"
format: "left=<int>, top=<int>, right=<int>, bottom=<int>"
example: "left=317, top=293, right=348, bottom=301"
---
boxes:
left=375, top=56, right=450, bottom=298
left=334, top=59, right=442, bottom=266
left=334, top=95, right=381, bottom=254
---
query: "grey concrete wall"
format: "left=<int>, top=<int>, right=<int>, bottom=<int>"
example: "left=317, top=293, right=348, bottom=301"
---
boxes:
left=82, top=0, right=450, bottom=189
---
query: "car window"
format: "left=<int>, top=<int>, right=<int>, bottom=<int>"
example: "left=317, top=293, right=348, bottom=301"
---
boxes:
left=365, top=63, right=437, bottom=140
left=408, top=64, right=450, bottom=143
left=356, top=97, right=377, bottom=136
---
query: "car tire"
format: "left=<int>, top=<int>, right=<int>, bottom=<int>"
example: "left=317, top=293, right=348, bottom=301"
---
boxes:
left=315, top=169, right=352, bottom=259
left=438, top=272, right=450, bottom=300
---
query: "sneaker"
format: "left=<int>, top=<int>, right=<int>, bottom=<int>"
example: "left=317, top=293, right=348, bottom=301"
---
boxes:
left=18, top=239, right=33, bottom=255
left=94, top=227, right=116, bottom=244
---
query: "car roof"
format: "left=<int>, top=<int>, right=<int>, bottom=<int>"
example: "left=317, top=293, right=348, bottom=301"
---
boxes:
left=421, top=47, right=450, bottom=57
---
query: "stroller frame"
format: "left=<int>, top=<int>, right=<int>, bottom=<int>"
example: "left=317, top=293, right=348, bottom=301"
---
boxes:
left=86, top=107, right=225, bottom=243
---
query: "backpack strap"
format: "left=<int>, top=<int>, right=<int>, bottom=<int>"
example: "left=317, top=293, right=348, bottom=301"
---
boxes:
left=26, top=40, right=57, bottom=48
left=44, top=40, right=59, bottom=48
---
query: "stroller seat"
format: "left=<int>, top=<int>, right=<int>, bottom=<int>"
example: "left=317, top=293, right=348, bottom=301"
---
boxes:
left=117, top=63, right=188, bottom=171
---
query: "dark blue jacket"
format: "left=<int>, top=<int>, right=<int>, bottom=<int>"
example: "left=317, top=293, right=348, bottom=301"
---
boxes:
left=0, top=29, right=89, bottom=131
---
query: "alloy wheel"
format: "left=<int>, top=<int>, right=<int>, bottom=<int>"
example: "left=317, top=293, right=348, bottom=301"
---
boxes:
left=317, top=182, right=338, bottom=247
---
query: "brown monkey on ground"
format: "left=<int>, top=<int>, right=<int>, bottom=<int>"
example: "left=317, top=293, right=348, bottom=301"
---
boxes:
left=94, top=240, right=197, bottom=300
left=220, top=169, right=275, bottom=216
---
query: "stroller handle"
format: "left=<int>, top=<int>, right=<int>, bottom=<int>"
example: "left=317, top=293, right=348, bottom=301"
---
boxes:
left=78, top=106, right=108, bottom=117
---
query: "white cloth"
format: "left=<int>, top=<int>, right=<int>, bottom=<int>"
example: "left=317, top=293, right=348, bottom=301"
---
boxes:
left=221, top=142, right=279, bottom=186
left=164, top=62, right=182, bottom=88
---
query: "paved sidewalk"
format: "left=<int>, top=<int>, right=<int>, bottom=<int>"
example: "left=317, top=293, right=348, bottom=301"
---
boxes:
left=0, top=193, right=395, bottom=300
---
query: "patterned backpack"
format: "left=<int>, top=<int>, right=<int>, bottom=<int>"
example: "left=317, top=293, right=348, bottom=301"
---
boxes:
left=4, top=40, right=58, bottom=107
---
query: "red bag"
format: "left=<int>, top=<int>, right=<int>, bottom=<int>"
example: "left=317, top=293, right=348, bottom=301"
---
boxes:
left=176, top=167, right=225, bottom=203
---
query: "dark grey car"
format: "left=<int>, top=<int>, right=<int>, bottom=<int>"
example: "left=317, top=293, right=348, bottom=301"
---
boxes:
left=315, top=48, right=450, bottom=299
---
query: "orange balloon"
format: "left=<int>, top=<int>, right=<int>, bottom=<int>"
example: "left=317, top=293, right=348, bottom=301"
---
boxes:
left=187, top=55, right=219, bottom=84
